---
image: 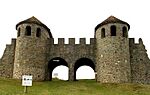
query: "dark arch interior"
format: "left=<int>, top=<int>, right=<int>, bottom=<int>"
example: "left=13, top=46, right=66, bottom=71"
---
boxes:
left=123, top=26, right=127, bottom=37
left=17, top=27, right=21, bottom=37
left=74, top=58, right=95, bottom=80
left=25, top=26, right=31, bottom=36
left=111, top=25, right=116, bottom=36
left=101, top=28, right=105, bottom=38
left=36, top=28, right=41, bottom=37
left=48, top=57, right=68, bottom=81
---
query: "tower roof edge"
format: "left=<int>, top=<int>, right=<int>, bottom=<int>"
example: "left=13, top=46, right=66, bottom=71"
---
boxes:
left=95, top=16, right=130, bottom=31
left=16, top=16, right=52, bottom=37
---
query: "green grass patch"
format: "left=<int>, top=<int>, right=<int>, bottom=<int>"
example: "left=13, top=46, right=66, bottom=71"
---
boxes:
left=0, top=78, right=150, bottom=95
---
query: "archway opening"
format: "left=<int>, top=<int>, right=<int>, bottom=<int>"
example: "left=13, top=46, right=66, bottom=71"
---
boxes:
left=48, top=57, right=68, bottom=81
left=76, top=66, right=95, bottom=79
left=74, top=58, right=95, bottom=81
left=52, top=65, right=68, bottom=80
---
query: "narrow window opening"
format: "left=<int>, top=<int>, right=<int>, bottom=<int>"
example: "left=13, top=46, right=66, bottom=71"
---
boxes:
left=123, top=26, right=127, bottom=37
left=17, top=28, right=21, bottom=37
left=101, top=28, right=105, bottom=38
left=25, top=26, right=31, bottom=36
left=111, top=25, right=116, bottom=36
left=36, top=28, right=41, bottom=37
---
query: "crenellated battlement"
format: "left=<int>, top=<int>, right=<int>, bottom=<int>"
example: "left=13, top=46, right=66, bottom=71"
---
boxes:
left=129, top=37, right=147, bottom=55
left=129, top=38, right=144, bottom=46
left=11, top=38, right=16, bottom=45
left=129, top=38, right=146, bottom=52
left=48, top=38, right=96, bottom=45
left=69, top=38, right=75, bottom=44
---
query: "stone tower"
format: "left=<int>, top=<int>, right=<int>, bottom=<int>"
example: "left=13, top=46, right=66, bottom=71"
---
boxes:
left=13, top=16, right=53, bottom=80
left=95, top=16, right=131, bottom=83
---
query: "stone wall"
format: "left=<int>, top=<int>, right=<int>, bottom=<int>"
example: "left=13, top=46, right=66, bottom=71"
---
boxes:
left=0, top=39, right=16, bottom=78
left=12, top=22, right=96, bottom=81
left=46, top=38, right=96, bottom=81
left=129, top=38, right=150, bottom=84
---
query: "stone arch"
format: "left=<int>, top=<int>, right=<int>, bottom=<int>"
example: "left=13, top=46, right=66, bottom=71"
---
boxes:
left=74, top=58, right=95, bottom=80
left=48, top=57, right=68, bottom=81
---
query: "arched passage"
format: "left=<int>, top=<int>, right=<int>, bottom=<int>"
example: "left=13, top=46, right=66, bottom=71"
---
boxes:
left=76, top=66, right=95, bottom=79
left=52, top=65, right=68, bottom=80
left=74, top=58, right=95, bottom=80
left=48, top=57, right=68, bottom=81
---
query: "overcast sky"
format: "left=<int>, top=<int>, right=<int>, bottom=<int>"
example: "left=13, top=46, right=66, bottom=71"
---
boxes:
left=0, top=0, right=150, bottom=79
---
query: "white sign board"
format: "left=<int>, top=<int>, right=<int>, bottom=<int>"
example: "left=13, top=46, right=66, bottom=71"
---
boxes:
left=22, top=75, right=33, bottom=86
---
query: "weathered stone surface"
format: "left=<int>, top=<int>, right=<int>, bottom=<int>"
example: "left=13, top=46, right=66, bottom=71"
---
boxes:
left=129, top=38, right=150, bottom=84
left=0, top=16, right=149, bottom=84
left=95, top=23, right=131, bottom=83
left=0, top=39, right=16, bottom=78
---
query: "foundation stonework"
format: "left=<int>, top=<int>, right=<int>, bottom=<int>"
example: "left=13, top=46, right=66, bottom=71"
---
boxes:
left=0, top=16, right=150, bottom=83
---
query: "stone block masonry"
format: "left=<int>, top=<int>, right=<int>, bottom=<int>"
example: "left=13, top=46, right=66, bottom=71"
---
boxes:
left=0, top=16, right=149, bottom=84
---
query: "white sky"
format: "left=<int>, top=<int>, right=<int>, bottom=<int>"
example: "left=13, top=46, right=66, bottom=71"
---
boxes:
left=0, top=0, right=150, bottom=80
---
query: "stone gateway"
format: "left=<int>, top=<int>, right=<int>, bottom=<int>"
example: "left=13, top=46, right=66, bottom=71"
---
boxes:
left=0, top=16, right=150, bottom=84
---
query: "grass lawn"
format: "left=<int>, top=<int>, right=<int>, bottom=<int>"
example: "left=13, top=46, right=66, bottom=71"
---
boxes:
left=0, top=78, right=150, bottom=95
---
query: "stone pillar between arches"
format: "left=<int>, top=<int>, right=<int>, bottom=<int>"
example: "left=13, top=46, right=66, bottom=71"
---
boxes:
left=68, top=65, right=75, bottom=81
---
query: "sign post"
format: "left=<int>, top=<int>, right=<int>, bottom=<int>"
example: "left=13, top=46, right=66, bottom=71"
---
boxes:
left=24, top=86, right=27, bottom=93
left=22, top=75, right=33, bottom=93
